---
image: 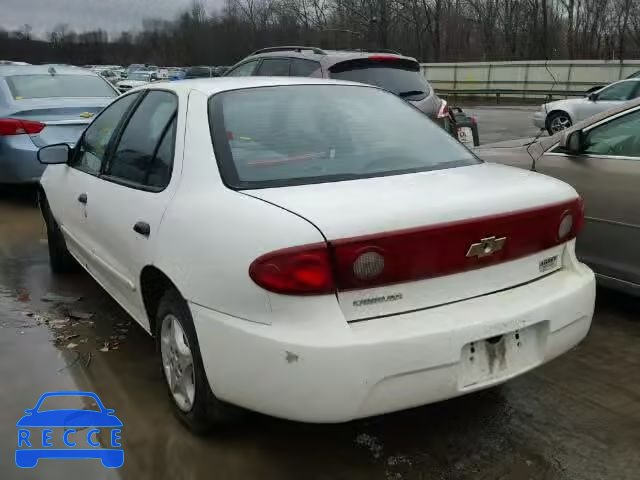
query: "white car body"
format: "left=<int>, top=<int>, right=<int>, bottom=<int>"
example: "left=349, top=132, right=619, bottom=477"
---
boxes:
left=40, top=77, right=595, bottom=423
left=533, top=78, right=640, bottom=132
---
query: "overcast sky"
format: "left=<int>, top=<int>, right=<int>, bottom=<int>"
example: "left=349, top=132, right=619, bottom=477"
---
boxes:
left=2, top=0, right=224, bottom=38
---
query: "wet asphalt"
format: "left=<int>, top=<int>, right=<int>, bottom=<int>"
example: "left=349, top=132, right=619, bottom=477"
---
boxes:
left=0, top=185, right=639, bottom=480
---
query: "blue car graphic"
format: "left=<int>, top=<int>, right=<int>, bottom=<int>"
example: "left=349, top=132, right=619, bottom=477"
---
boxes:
left=16, top=391, right=123, bottom=468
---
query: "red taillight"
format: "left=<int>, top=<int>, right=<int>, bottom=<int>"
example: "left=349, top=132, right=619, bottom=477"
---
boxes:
left=437, top=100, right=449, bottom=119
left=249, top=243, right=335, bottom=295
left=0, top=118, right=45, bottom=136
left=331, top=197, right=584, bottom=291
left=368, top=55, right=400, bottom=62
left=250, top=198, right=584, bottom=295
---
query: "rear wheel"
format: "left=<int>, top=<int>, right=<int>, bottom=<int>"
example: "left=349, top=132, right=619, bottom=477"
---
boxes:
left=41, top=194, right=76, bottom=273
left=156, top=289, right=238, bottom=433
left=546, top=111, right=572, bottom=135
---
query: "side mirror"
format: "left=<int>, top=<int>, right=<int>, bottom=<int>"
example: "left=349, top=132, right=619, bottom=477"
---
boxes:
left=588, top=92, right=598, bottom=102
left=38, top=143, right=71, bottom=165
left=565, top=130, right=584, bottom=155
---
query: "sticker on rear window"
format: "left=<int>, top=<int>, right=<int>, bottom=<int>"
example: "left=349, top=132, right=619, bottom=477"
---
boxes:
left=539, top=255, right=559, bottom=273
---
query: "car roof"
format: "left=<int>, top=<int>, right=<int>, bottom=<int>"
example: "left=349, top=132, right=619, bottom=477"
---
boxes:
left=0, top=64, right=97, bottom=77
left=233, top=48, right=418, bottom=69
left=141, top=76, right=375, bottom=95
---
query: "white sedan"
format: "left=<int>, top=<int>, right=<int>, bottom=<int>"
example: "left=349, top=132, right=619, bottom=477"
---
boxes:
left=533, top=78, right=640, bottom=134
left=37, top=77, right=595, bottom=432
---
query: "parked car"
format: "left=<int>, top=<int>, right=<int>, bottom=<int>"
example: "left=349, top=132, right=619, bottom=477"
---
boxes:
left=224, top=46, right=454, bottom=129
left=37, top=77, right=594, bottom=432
left=534, top=78, right=640, bottom=134
left=0, top=64, right=119, bottom=184
left=184, top=66, right=219, bottom=79
left=116, top=71, right=155, bottom=93
left=478, top=97, right=640, bottom=296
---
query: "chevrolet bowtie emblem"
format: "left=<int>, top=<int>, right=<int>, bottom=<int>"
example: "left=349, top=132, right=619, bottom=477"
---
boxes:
left=466, top=236, right=506, bottom=258
left=79, top=112, right=94, bottom=119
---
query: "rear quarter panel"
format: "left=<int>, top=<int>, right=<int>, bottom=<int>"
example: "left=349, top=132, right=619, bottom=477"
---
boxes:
left=153, top=90, right=344, bottom=326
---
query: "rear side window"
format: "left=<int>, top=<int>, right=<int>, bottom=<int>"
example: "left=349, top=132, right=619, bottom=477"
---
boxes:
left=185, top=67, right=211, bottom=78
left=6, top=75, right=117, bottom=99
left=71, top=92, right=141, bottom=175
left=290, top=59, right=321, bottom=77
left=226, top=60, right=259, bottom=77
left=103, top=91, right=177, bottom=189
left=329, top=59, right=430, bottom=100
left=209, top=85, right=478, bottom=189
left=256, top=58, right=291, bottom=76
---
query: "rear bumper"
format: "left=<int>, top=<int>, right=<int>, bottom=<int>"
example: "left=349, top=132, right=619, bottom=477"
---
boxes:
left=0, top=135, right=44, bottom=184
left=532, top=111, right=547, bottom=129
left=191, top=255, right=595, bottom=423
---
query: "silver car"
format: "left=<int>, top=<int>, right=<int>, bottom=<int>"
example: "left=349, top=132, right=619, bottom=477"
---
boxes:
left=533, top=78, right=640, bottom=134
left=478, top=98, right=640, bottom=296
left=225, top=47, right=452, bottom=128
left=0, top=65, right=119, bottom=184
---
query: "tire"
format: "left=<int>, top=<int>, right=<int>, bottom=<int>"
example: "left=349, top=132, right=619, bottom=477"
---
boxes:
left=546, top=111, right=572, bottom=135
left=41, top=194, right=76, bottom=273
left=155, top=288, right=238, bottom=433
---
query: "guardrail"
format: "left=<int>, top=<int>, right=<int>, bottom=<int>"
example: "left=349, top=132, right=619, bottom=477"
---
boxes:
left=420, top=60, right=640, bottom=100
left=436, top=88, right=588, bottom=103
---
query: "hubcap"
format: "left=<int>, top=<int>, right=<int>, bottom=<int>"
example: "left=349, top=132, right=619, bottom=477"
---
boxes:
left=550, top=115, right=571, bottom=133
left=160, top=314, right=195, bottom=412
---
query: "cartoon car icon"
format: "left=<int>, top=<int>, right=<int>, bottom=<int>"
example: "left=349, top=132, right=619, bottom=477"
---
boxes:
left=16, top=391, right=123, bottom=468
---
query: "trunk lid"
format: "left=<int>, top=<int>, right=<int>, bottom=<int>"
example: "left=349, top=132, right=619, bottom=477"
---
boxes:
left=10, top=98, right=110, bottom=146
left=246, top=163, right=580, bottom=321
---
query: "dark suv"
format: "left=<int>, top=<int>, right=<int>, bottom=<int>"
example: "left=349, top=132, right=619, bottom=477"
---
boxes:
left=224, top=46, right=451, bottom=128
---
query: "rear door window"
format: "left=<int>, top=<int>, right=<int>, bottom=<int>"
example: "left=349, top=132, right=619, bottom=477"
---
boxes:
left=329, top=59, right=430, bottom=101
left=255, top=58, right=291, bottom=76
left=290, top=59, right=321, bottom=77
left=103, top=91, right=177, bottom=189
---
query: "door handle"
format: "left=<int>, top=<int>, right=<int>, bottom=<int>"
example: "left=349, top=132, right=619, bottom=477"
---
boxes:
left=133, top=221, right=151, bottom=237
left=77, top=193, right=87, bottom=204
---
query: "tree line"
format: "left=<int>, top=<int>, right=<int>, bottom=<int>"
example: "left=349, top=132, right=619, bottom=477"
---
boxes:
left=2, top=0, right=640, bottom=66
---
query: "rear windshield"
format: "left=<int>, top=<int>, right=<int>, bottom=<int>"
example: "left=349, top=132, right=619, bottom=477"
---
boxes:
left=209, top=85, right=478, bottom=189
left=6, top=75, right=116, bottom=99
left=329, top=59, right=430, bottom=100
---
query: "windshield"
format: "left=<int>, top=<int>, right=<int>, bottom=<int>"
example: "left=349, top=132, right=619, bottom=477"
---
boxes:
left=128, top=72, right=151, bottom=81
left=6, top=74, right=116, bottom=99
left=329, top=59, right=430, bottom=100
left=209, top=85, right=478, bottom=189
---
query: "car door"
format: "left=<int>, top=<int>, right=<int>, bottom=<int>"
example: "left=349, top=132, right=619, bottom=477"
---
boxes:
left=538, top=106, right=640, bottom=285
left=577, top=81, right=639, bottom=121
left=87, top=90, right=181, bottom=329
left=44, top=92, right=142, bottom=269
